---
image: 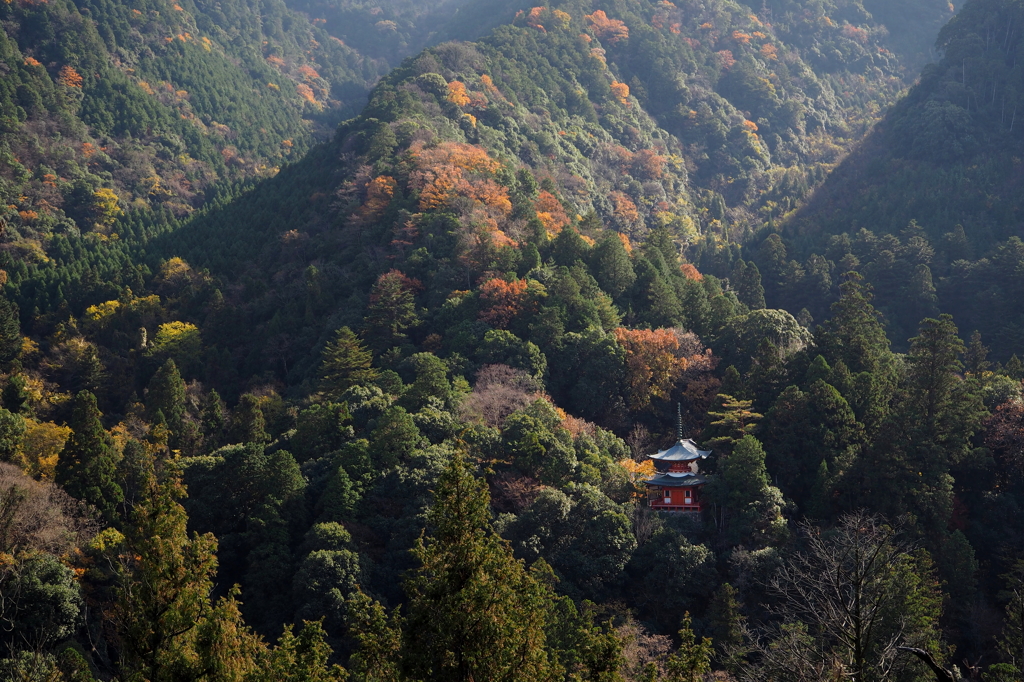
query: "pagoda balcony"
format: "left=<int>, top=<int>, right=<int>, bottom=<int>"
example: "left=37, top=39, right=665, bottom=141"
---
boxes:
left=648, top=499, right=703, bottom=513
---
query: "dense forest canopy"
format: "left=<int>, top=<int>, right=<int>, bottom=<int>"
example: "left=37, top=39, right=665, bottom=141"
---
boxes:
left=5, top=1, right=1024, bottom=681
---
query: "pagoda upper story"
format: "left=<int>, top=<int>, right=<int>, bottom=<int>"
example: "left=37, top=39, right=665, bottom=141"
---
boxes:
left=649, top=438, right=711, bottom=474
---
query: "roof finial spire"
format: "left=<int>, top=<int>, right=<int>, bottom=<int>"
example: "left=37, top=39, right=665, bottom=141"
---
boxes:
left=677, top=402, right=683, bottom=441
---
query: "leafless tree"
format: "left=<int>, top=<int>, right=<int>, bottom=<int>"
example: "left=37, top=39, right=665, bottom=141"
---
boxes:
left=625, top=423, right=654, bottom=462
left=0, top=462, right=98, bottom=556
left=460, top=364, right=542, bottom=427
left=743, top=512, right=941, bottom=682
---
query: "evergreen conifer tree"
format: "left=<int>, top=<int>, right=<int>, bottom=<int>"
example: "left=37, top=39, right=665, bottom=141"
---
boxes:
left=664, top=613, right=713, bottom=682
left=402, top=453, right=555, bottom=682
left=364, top=271, right=420, bottom=352
left=200, top=389, right=226, bottom=449
left=230, top=394, right=269, bottom=444
left=55, top=391, right=123, bottom=520
left=1005, top=355, right=1024, bottom=381
left=591, top=233, right=636, bottom=302
left=703, top=395, right=762, bottom=455
left=964, top=330, right=990, bottom=375
left=2, top=374, right=30, bottom=415
left=0, top=407, right=26, bottom=462
left=814, top=273, right=898, bottom=431
left=319, top=327, right=379, bottom=399
left=731, top=260, right=766, bottom=310
left=146, top=359, right=186, bottom=447
left=551, top=227, right=590, bottom=267
left=708, top=583, right=746, bottom=672
left=0, top=295, right=20, bottom=365
left=707, top=435, right=787, bottom=547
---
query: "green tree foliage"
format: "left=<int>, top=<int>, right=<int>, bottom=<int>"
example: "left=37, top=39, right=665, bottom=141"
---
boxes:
left=0, top=408, right=25, bottom=463
left=401, top=453, right=555, bottom=681
left=346, top=589, right=404, bottom=682
left=814, top=273, right=898, bottom=432
left=55, top=391, right=122, bottom=520
left=702, top=394, right=761, bottom=455
left=763, top=377, right=865, bottom=514
left=664, top=613, right=713, bottom=682
left=0, top=296, right=20, bottom=365
left=146, top=358, right=186, bottom=447
left=707, top=583, right=746, bottom=671
left=5, top=0, right=1024, bottom=677
left=997, top=560, right=1024, bottom=674
left=364, top=270, right=420, bottom=352
left=2, top=374, right=30, bottom=416
left=591, top=233, right=636, bottom=303
left=113, top=467, right=231, bottom=682
left=230, top=394, right=270, bottom=445
left=705, top=435, right=787, bottom=548
left=320, top=327, right=379, bottom=399
left=851, top=314, right=986, bottom=534
left=0, top=552, right=83, bottom=655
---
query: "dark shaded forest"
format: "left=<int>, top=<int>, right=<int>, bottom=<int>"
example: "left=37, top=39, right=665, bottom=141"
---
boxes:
left=4, top=1, right=1024, bottom=681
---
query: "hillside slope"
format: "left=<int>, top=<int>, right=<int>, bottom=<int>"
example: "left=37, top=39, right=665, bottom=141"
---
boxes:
left=0, top=0, right=384, bottom=244
left=732, top=0, right=1024, bottom=355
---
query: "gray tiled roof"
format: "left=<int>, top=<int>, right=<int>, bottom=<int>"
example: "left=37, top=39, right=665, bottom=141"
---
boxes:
left=646, top=472, right=708, bottom=487
left=649, top=439, right=711, bottom=462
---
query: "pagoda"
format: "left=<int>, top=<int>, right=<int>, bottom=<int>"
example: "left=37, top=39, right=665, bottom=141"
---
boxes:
left=645, top=408, right=711, bottom=512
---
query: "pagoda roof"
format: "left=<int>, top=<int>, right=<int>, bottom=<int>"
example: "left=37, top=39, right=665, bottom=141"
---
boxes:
left=649, top=439, right=711, bottom=462
left=647, top=472, right=708, bottom=488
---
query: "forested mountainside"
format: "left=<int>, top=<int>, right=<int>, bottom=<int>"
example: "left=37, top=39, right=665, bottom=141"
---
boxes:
left=725, top=0, right=1024, bottom=355
left=0, top=0, right=415, bottom=245
left=8, top=1, right=1024, bottom=682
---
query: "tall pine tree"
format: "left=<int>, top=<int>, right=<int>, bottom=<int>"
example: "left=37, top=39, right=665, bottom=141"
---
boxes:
left=55, top=391, right=123, bottom=520
left=0, top=295, right=20, bottom=365
left=146, top=359, right=186, bottom=448
left=319, top=326, right=379, bottom=399
left=402, top=453, right=555, bottom=682
left=814, top=273, right=898, bottom=433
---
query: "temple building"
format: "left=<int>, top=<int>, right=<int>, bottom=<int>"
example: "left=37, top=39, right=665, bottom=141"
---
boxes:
left=645, top=437, right=711, bottom=512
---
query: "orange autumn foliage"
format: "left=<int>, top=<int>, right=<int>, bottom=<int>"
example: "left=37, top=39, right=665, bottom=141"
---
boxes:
left=478, top=278, right=529, bottom=328
left=58, top=65, right=83, bottom=88
left=410, top=141, right=500, bottom=176
left=618, top=232, right=633, bottom=254
left=23, top=56, right=41, bottom=67
left=418, top=166, right=462, bottom=211
left=296, top=82, right=317, bottom=104
left=610, top=191, right=640, bottom=226
left=732, top=30, right=752, bottom=44
left=760, top=43, right=779, bottom=60
left=842, top=24, right=869, bottom=44
left=480, top=74, right=504, bottom=101
left=447, top=80, right=470, bottom=106
left=620, top=458, right=656, bottom=477
left=534, top=190, right=570, bottom=237
left=631, top=149, right=666, bottom=179
left=526, top=7, right=546, bottom=32
left=360, top=175, right=396, bottom=219
left=614, top=327, right=690, bottom=412
left=297, top=64, right=320, bottom=80
left=585, top=10, right=629, bottom=43
left=717, top=50, right=736, bottom=69
left=409, top=142, right=510, bottom=215
left=680, top=263, right=704, bottom=282
left=610, top=81, right=630, bottom=104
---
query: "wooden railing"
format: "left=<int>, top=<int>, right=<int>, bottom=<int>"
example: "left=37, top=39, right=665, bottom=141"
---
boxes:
left=649, top=501, right=702, bottom=512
